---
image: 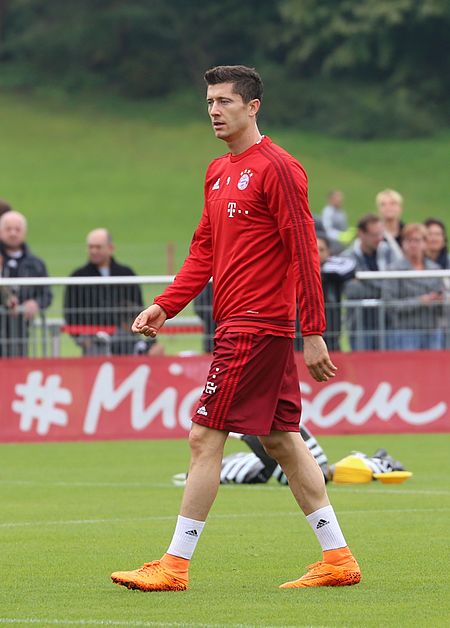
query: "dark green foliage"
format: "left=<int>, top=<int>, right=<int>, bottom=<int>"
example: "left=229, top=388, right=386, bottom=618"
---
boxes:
left=262, top=74, right=441, bottom=139
left=0, top=0, right=449, bottom=137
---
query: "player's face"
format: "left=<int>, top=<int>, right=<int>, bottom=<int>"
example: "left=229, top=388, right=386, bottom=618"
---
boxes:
left=206, top=83, right=259, bottom=143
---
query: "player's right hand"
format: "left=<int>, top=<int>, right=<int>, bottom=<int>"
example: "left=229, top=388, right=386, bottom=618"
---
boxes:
left=131, top=304, right=167, bottom=337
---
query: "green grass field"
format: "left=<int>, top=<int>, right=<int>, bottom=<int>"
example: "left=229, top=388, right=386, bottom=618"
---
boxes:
left=1, top=433, right=449, bottom=627
left=0, top=91, right=449, bottom=277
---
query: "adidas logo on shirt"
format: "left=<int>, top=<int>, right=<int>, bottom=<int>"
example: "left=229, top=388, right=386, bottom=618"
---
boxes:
left=316, top=519, right=330, bottom=529
left=185, top=529, right=198, bottom=537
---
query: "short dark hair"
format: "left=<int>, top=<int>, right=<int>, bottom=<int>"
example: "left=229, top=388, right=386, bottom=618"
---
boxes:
left=0, top=198, right=12, bottom=218
left=357, top=213, right=382, bottom=232
left=424, top=217, right=447, bottom=234
left=204, top=65, right=263, bottom=103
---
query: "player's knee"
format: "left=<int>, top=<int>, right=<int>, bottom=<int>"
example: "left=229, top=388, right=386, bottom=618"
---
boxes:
left=188, top=425, right=225, bottom=459
left=188, top=428, right=206, bottom=456
left=259, top=434, right=289, bottom=462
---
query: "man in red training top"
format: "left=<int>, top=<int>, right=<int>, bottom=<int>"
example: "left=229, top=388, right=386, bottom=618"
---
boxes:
left=111, top=65, right=361, bottom=591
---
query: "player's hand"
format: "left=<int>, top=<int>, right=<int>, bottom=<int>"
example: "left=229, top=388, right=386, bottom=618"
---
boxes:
left=131, top=304, right=167, bottom=338
left=303, top=335, right=337, bottom=382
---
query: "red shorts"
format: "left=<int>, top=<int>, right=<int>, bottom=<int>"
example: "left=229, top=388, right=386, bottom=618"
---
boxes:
left=192, top=332, right=301, bottom=435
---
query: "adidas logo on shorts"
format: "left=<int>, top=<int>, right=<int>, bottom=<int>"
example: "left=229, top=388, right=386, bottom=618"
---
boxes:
left=316, top=519, right=330, bottom=529
left=197, top=406, right=208, bottom=416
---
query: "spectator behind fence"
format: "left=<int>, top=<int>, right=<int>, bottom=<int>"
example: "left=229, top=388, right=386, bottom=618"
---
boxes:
left=376, top=188, right=405, bottom=257
left=383, top=223, right=444, bottom=351
left=342, top=213, right=401, bottom=351
left=424, top=218, right=450, bottom=348
left=320, top=190, right=355, bottom=253
left=424, top=218, right=450, bottom=269
left=317, top=235, right=356, bottom=351
left=0, top=211, right=52, bottom=357
left=63, top=228, right=163, bottom=356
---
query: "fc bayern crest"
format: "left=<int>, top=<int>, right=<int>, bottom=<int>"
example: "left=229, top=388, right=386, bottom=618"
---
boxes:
left=237, top=169, right=253, bottom=190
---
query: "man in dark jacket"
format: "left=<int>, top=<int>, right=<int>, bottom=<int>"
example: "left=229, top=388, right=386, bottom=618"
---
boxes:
left=64, top=228, right=161, bottom=356
left=0, top=211, right=52, bottom=357
left=316, top=234, right=356, bottom=351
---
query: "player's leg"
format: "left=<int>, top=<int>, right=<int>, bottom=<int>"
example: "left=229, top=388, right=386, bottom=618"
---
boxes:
left=179, top=424, right=229, bottom=520
left=259, top=430, right=329, bottom=515
left=271, top=425, right=330, bottom=484
left=262, top=341, right=360, bottom=588
left=111, top=423, right=228, bottom=592
left=260, top=429, right=360, bottom=588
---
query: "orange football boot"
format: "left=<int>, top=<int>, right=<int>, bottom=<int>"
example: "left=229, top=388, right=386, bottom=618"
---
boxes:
left=280, top=557, right=361, bottom=588
left=111, top=558, right=188, bottom=592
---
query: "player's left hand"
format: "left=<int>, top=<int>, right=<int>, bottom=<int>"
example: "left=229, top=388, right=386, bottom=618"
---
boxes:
left=303, top=335, right=337, bottom=382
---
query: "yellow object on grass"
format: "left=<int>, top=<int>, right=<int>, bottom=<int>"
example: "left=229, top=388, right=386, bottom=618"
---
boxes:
left=332, top=455, right=373, bottom=484
left=373, top=471, right=413, bottom=484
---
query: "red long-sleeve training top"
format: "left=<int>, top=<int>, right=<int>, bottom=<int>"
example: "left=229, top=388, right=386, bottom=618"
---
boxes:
left=154, top=136, right=325, bottom=338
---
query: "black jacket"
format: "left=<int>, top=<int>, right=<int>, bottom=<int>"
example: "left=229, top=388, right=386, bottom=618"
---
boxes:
left=63, top=258, right=143, bottom=327
left=0, top=242, right=52, bottom=309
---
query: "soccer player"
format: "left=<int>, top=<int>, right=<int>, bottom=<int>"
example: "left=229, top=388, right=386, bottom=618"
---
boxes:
left=111, top=65, right=361, bottom=591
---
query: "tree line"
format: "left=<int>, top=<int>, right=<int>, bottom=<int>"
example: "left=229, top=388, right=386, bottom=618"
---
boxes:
left=0, top=0, right=448, bottom=138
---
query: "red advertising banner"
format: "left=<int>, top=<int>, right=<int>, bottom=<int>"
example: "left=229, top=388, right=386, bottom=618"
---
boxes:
left=0, top=351, right=448, bottom=443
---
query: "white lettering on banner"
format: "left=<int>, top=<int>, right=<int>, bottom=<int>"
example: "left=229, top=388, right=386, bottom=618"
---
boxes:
left=7, top=363, right=447, bottom=439
left=12, top=371, right=72, bottom=435
left=300, top=381, right=446, bottom=428
left=83, top=363, right=203, bottom=434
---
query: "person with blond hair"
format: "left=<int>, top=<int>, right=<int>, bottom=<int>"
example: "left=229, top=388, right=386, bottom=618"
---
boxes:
left=375, top=188, right=405, bottom=259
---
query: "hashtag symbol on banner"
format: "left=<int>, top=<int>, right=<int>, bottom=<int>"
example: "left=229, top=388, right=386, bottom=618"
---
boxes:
left=12, top=371, right=73, bottom=435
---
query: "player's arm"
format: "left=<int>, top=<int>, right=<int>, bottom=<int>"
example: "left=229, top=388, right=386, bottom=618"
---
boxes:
left=263, top=158, right=336, bottom=382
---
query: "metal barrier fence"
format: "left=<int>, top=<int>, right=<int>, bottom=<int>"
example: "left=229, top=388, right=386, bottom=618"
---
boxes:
left=0, top=270, right=449, bottom=357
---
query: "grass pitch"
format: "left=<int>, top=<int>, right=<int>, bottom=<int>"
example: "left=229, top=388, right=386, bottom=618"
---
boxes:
left=1, top=433, right=449, bottom=627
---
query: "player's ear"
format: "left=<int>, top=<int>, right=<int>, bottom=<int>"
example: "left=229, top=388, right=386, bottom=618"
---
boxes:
left=248, top=99, right=261, bottom=118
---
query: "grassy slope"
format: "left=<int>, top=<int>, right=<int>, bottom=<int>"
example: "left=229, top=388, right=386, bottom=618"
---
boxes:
left=0, top=92, right=449, bottom=277
left=0, top=433, right=449, bottom=627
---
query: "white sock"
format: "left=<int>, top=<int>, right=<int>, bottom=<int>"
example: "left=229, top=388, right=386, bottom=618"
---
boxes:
left=306, top=505, right=347, bottom=551
left=166, top=515, right=206, bottom=560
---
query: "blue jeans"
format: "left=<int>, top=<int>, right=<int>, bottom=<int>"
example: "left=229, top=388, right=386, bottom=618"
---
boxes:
left=387, top=329, right=443, bottom=351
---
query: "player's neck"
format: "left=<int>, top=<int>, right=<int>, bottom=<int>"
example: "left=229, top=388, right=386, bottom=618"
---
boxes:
left=227, top=126, right=263, bottom=156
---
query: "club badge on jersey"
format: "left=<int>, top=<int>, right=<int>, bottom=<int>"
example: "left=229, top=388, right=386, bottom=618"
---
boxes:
left=237, top=169, right=254, bottom=190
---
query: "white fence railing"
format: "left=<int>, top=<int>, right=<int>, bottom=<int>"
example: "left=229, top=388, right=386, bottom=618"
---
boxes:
left=0, top=271, right=449, bottom=357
